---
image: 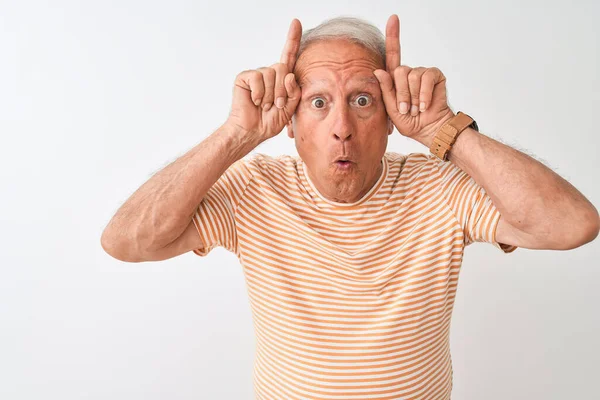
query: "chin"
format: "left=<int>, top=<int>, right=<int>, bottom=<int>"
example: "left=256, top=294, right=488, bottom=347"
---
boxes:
left=332, top=176, right=361, bottom=193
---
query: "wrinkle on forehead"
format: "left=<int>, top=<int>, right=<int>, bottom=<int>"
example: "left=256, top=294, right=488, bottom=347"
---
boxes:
left=298, top=63, right=379, bottom=87
left=293, top=39, right=384, bottom=87
left=299, top=75, right=379, bottom=90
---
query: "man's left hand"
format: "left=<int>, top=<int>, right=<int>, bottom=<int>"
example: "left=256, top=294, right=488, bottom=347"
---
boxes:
left=373, top=14, right=455, bottom=147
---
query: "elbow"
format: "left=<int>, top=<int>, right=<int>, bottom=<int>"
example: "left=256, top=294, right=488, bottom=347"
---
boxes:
left=583, top=208, right=600, bottom=244
left=561, top=208, right=600, bottom=250
left=100, top=229, right=145, bottom=263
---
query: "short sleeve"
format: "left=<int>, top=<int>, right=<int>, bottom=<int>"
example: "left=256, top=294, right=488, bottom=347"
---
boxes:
left=191, top=157, right=254, bottom=257
left=431, top=156, right=517, bottom=254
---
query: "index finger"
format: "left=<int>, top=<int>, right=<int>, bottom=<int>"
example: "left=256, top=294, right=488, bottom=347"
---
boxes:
left=280, top=18, right=303, bottom=71
left=385, top=14, right=401, bottom=72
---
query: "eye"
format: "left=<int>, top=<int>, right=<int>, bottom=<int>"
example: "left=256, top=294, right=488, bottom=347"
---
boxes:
left=355, top=94, right=372, bottom=107
left=311, top=97, right=326, bottom=109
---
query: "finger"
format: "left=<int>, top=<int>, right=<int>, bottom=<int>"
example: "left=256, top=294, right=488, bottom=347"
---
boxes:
left=419, top=68, right=444, bottom=112
left=385, top=14, right=401, bottom=72
left=283, top=73, right=301, bottom=138
left=234, top=70, right=264, bottom=107
left=372, top=69, right=398, bottom=117
left=280, top=19, right=303, bottom=71
left=407, top=68, right=425, bottom=116
left=271, top=63, right=289, bottom=109
left=257, top=67, right=276, bottom=111
left=393, top=66, right=411, bottom=115
left=283, top=72, right=301, bottom=113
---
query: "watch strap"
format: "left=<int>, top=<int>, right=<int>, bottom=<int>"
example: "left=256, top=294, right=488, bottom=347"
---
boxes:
left=430, top=111, right=475, bottom=161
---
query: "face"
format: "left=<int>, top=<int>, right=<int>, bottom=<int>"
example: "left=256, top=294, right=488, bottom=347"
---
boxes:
left=290, top=39, right=393, bottom=203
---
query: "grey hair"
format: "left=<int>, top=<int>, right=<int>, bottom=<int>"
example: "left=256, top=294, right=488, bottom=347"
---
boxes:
left=297, top=16, right=386, bottom=68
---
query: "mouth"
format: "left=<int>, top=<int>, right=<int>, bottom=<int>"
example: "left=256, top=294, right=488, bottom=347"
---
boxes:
left=334, top=155, right=353, bottom=163
left=334, top=159, right=354, bottom=169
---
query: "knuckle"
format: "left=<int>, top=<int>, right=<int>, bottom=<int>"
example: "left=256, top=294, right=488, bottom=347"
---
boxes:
left=236, top=69, right=251, bottom=79
left=253, top=81, right=265, bottom=93
left=261, top=67, right=276, bottom=80
left=275, top=80, right=286, bottom=92
left=261, top=73, right=275, bottom=89
left=422, top=68, right=435, bottom=79
left=407, top=71, right=421, bottom=84
left=263, top=68, right=275, bottom=82
left=263, top=89, right=274, bottom=100
left=262, top=83, right=274, bottom=99
left=271, top=62, right=289, bottom=74
left=263, top=84, right=275, bottom=93
left=395, top=89, right=411, bottom=98
left=395, top=65, right=411, bottom=75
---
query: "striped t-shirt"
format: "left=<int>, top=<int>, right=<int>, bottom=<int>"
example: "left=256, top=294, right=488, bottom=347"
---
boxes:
left=192, top=151, right=517, bottom=400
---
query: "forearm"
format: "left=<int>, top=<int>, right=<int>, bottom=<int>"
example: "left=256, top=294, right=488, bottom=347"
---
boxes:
left=101, top=122, right=260, bottom=256
left=421, top=123, right=599, bottom=241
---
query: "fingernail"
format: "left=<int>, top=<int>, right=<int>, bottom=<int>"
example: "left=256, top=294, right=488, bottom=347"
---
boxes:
left=275, top=97, right=285, bottom=109
left=411, top=105, right=418, bottom=116
left=420, top=102, right=426, bottom=112
left=254, top=98, right=261, bottom=106
left=400, top=102, right=409, bottom=114
left=263, top=103, right=271, bottom=111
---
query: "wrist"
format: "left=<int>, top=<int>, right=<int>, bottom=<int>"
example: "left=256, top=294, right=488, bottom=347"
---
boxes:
left=219, top=121, right=262, bottom=160
left=416, top=110, right=456, bottom=148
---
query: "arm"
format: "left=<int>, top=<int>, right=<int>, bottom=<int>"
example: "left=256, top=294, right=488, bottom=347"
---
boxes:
left=373, top=15, right=599, bottom=250
left=100, top=122, right=260, bottom=262
left=101, top=19, right=304, bottom=262
left=419, top=120, right=600, bottom=250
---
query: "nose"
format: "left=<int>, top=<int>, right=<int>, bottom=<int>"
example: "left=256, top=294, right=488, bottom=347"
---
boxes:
left=331, top=103, right=354, bottom=142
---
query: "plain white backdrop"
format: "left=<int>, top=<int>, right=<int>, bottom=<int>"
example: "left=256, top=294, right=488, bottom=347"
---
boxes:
left=1, top=0, right=599, bottom=398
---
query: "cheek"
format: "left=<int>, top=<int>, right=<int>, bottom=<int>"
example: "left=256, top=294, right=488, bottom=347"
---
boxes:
left=371, top=100, right=390, bottom=123
left=294, top=110, right=321, bottom=144
left=358, top=108, right=387, bottom=133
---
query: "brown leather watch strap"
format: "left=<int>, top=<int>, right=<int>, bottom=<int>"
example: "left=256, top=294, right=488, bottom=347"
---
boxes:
left=430, top=111, right=475, bottom=161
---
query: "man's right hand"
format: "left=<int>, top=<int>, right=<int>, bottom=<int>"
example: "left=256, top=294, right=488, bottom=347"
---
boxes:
left=226, top=19, right=303, bottom=142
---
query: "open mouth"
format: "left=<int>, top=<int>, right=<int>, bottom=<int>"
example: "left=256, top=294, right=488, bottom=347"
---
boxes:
left=335, top=160, right=353, bottom=168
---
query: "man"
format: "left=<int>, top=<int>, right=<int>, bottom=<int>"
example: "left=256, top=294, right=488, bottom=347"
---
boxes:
left=101, top=14, right=599, bottom=400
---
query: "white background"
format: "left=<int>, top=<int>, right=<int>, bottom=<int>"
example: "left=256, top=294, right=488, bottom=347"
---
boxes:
left=1, top=0, right=599, bottom=398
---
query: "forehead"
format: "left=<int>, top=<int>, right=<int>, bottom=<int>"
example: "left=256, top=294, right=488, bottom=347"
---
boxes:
left=295, top=39, right=383, bottom=89
left=300, top=75, right=379, bottom=90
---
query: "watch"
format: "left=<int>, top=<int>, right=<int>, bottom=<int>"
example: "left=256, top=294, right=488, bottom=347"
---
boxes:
left=430, top=111, right=478, bottom=162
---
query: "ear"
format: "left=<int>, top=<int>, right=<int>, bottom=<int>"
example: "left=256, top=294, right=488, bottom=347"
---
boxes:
left=387, top=117, right=394, bottom=135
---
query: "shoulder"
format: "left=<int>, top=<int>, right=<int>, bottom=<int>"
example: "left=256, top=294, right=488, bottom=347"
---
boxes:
left=244, top=153, right=300, bottom=179
left=384, top=151, right=438, bottom=166
left=384, top=151, right=442, bottom=179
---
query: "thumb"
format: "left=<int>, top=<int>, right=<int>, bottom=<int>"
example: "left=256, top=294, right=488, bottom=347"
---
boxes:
left=373, top=69, right=399, bottom=117
left=283, top=73, right=302, bottom=114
